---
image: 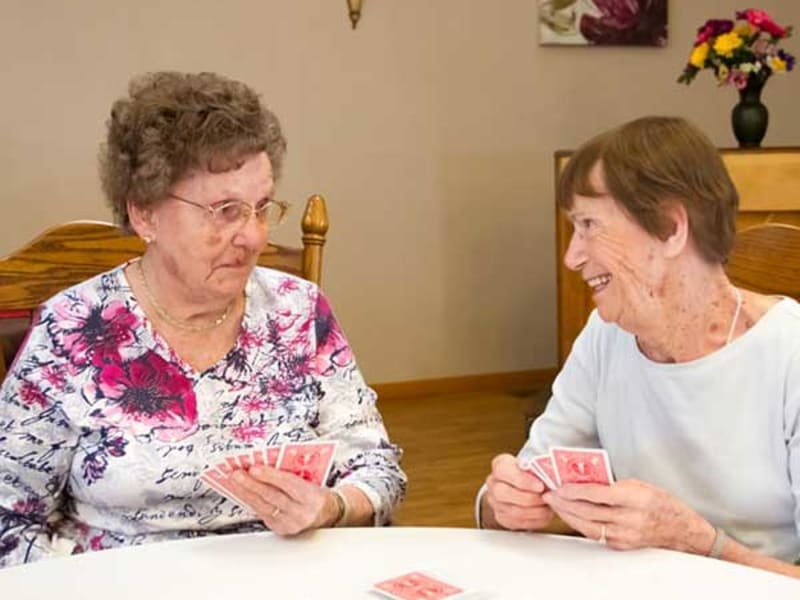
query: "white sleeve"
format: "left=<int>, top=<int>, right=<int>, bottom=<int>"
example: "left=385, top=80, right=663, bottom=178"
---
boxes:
left=784, top=346, right=800, bottom=539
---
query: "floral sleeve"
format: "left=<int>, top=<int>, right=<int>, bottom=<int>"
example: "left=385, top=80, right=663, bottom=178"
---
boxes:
left=0, top=310, right=81, bottom=567
left=311, top=291, right=407, bottom=525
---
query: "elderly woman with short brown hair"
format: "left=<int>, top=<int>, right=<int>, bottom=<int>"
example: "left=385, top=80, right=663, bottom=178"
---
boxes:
left=480, top=116, right=800, bottom=578
left=0, top=71, right=406, bottom=568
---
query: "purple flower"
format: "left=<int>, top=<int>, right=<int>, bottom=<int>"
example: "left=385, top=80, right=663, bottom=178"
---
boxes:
left=778, top=49, right=795, bottom=70
left=11, top=497, right=47, bottom=517
left=0, top=537, right=20, bottom=559
left=696, top=18, right=734, bottom=44
left=82, top=453, right=108, bottom=484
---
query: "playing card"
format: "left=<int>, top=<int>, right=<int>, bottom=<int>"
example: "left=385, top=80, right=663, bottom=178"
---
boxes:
left=224, top=456, right=242, bottom=471
left=251, top=449, right=265, bottom=467
left=550, top=446, right=614, bottom=486
left=276, top=441, right=336, bottom=486
left=372, top=572, right=467, bottom=600
left=200, top=467, right=256, bottom=512
left=518, top=454, right=558, bottom=490
left=262, top=445, right=283, bottom=468
left=237, top=452, right=254, bottom=469
left=533, top=454, right=559, bottom=489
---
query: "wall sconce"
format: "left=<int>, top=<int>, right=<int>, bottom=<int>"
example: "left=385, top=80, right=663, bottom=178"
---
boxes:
left=347, top=0, right=363, bottom=29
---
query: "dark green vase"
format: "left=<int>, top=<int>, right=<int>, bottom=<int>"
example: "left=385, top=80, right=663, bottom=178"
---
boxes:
left=731, top=77, right=768, bottom=148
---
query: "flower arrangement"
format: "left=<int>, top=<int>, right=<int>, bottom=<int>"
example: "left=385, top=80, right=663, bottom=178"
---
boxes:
left=678, top=9, right=795, bottom=89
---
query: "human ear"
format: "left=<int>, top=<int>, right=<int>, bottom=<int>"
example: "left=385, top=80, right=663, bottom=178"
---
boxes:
left=127, top=199, right=157, bottom=244
left=661, top=201, right=689, bottom=258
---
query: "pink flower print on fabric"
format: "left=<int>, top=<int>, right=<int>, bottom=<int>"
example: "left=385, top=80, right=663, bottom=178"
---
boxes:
left=241, top=396, right=277, bottom=413
left=52, top=299, right=139, bottom=368
left=40, top=364, right=68, bottom=390
left=276, top=277, right=300, bottom=295
left=238, top=328, right=265, bottom=350
left=19, top=381, right=48, bottom=409
left=231, top=423, right=267, bottom=443
left=96, top=351, right=198, bottom=442
left=313, top=294, right=353, bottom=376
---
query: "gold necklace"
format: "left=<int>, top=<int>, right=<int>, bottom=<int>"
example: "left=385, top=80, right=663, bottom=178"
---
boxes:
left=136, top=259, right=233, bottom=333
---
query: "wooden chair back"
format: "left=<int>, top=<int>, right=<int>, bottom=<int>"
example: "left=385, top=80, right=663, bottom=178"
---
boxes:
left=0, top=194, right=329, bottom=381
left=725, top=222, right=800, bottom=300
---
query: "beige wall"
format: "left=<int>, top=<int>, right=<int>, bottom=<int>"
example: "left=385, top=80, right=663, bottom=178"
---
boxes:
left=1, top=1, right=799, bottom=383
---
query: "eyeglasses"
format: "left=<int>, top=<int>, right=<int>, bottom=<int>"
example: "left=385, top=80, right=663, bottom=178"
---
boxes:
left=168, top=193, right=289, bottom=229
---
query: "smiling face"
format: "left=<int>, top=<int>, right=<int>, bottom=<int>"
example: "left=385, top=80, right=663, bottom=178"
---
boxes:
left=563, top=164, right=673, bottom=333
left=130, top=151, right=274, bottom=307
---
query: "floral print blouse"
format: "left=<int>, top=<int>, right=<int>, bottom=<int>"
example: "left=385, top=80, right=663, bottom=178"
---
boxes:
left=0, top=264, right=406, bottom=568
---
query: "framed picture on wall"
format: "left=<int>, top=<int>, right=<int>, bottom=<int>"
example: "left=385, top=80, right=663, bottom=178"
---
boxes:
left=538, top=0, right=667, bottom=46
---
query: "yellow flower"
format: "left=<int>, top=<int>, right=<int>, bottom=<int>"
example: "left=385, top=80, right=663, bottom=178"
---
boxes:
left=716, top=64, right=729, bottom=84
left=689, top=43, right=710, bottom=68
left=713, top=32, right=743, bottom=58
left=769, top=56, right=787, bottom=72
left=734, top=22, right=753, bottom=37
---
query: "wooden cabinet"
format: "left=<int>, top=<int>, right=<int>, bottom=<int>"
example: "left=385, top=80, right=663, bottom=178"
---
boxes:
left=555, top=147, right=800, bottom=366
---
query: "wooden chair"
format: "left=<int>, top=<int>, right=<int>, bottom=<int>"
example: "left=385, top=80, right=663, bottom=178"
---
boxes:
left=725, top=222, right=800, bottom=300
left=0, top=194, right=329, bottom=381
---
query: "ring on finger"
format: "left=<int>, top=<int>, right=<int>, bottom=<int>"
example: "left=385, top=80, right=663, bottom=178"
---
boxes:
left=598, top=524, right=607, bottom=545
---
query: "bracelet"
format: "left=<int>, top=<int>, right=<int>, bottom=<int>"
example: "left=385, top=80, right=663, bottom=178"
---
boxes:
left=708, top=526, right=727, bottom=559
left=331, top=489, right=349, bottom=528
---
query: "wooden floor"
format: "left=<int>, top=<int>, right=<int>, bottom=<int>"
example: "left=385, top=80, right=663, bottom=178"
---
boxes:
left=378, top=388, right=549, bottom=527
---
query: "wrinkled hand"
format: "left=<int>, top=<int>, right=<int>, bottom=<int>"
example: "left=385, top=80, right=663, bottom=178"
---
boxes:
left=484, top=453, right=554, bottom=531
left=543, top=479, right=714, bottom=553
left=227, top=466, right=336, bottom=536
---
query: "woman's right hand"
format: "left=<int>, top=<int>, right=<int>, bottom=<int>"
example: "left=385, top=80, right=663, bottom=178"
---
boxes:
left=482, top=453, right=555, bottom=531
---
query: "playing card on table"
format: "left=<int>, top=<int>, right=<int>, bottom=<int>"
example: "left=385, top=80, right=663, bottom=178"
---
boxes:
left=276, top=441, right=337, bottom=486
left=550, top=446, right=614, bottom=486
left=372, top=571, right=470, bottom=600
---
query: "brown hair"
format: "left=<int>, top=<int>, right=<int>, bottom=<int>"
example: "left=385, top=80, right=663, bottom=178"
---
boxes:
left=99, top=71, right=287, bottom=230
left=557, top=116, right=738, bottom=264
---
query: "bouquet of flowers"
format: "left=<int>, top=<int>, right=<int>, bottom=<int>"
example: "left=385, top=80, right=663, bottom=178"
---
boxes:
left=678, top=9, right=794, bottom=89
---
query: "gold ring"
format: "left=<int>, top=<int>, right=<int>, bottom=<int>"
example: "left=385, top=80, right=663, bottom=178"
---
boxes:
left=271, top=506, right=281, bottom=518
left=598, top=524, right=607, bottom=545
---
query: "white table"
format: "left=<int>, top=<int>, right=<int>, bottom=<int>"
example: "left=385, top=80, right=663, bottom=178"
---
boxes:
left=1, top=527, right=798, bottom=598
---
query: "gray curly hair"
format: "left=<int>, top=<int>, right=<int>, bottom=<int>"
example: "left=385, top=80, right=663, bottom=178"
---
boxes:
left=99, top=71, right=287, bottom=230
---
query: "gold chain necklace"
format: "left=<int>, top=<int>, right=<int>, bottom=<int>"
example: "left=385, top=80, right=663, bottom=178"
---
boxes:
left=136, top=259, right=233, bottom=333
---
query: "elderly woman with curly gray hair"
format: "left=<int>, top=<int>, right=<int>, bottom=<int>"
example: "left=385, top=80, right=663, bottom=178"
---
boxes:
left=0, top=71, right=406, bottom=568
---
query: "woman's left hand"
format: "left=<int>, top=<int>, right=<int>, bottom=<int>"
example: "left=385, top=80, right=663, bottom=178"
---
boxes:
left=542, top=479, right=716, bottom=553
left=227, top=466, right=338, bottom=536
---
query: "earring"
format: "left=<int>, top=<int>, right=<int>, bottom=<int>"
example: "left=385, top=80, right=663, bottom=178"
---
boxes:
left=142, top=235, right=153, bottom=244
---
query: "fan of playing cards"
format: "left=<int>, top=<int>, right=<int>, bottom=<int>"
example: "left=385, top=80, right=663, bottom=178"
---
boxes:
left=200, top=441, right=337, bottom=512
left=517, top=446, right=615, bottom=489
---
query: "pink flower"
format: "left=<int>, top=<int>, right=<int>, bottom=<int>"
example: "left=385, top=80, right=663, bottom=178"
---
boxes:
left=231, top=423, right=267, bottom=442
left=89, top=533, right=107, bottom=551
left=52, top=299, right=139, bottom=367
left=40, top=365, right=68, bottom=390
left=96, top=352, right=198, bottom=442
left=241, top=396, right=277, bottom=412
left=313, top=295, right=353, bottom=376
left=730, top=69, right=750, bottom=90
left=19, top=381, right=48, bottom=409
left=276, top=278, right=300, bottom=295
left=737, top=9, right=787, bottom=37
